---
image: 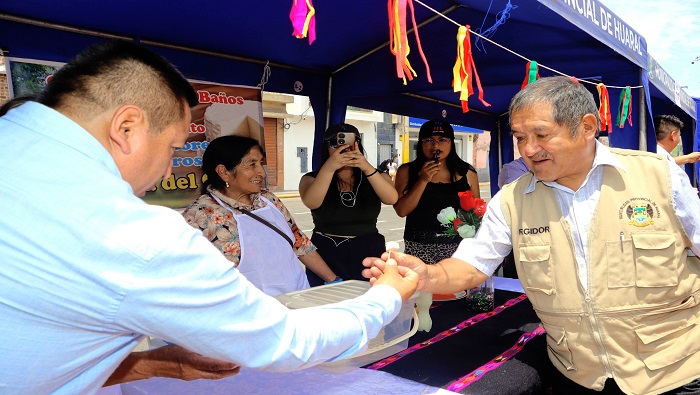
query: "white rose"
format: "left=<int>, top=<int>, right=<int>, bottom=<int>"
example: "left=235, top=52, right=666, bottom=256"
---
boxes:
left=458, top=224, right=476, bottom=238
left=436, top=207, right=457, bottom=225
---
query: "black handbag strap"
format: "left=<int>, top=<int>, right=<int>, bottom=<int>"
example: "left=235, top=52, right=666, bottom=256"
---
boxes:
left=237, top=207, right=294, bottom=249
left=208, top=192, right=294, bottom=249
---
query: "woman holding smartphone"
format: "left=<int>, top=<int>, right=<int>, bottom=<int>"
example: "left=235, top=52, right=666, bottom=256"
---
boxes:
left=299, top=123, right=398, bottom=286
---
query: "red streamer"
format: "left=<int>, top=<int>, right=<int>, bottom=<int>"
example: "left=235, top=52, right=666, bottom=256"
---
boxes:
left=597, top=83, right=612, bottom=133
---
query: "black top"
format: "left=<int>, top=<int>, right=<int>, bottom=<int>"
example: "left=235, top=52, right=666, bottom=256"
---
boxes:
left=404, top=176, right=471, bottom=240
left=378, top=159, right=391, bottom=172
left=304, top=171, right=381, bottom=236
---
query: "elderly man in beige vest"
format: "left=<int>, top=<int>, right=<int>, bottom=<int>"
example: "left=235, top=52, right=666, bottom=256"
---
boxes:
left=364, top=76, right=700, bottom=394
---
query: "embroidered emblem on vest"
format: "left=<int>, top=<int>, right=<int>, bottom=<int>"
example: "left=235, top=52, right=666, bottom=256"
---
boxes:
left=619, top=197, right=659, bottom=227
left=518, top=226, right=550, bottom=235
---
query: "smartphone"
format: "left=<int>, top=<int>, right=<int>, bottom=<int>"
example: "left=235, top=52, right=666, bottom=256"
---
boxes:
left=336, top=132, right=356, bottom=147
left=333, top=132, right=356, bottom=152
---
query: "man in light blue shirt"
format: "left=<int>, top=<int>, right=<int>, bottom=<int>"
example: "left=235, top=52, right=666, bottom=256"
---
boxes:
left=655, top=114, right=700, bottom=166
left=0, top=40, right=417, bottom=394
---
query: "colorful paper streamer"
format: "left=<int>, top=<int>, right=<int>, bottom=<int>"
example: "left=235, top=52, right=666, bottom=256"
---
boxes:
left=597, top=83, right=612, bottom=133
left=616, top=86, right=633, bottom=128
left=452, top=25, right=490, bottom=113
left=388, top=0, right=432, bottom=85
left=290, top=0, right=316, bottom=45
left=520, top=61, right=539, bottom=90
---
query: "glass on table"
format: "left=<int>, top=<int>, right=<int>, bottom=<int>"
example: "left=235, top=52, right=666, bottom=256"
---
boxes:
left=465, top=276, right=495, bottom=312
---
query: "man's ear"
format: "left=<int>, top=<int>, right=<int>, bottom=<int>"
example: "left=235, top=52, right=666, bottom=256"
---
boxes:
left=108, top=105, right=147, bottom=155
left=581, top=113, right=598, bottom=141
left=672, top=130, right=681, bottom=144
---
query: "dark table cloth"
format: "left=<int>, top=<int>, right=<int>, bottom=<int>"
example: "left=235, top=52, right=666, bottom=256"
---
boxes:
left=364, top=290, right=555, bottom=394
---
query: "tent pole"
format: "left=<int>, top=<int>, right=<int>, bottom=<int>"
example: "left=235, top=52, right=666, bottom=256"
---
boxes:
left=638, top=69, right=647, bottom=151
left=326, top=75, right=333, bottom=129
left=497, top=119, right=503, bottom=170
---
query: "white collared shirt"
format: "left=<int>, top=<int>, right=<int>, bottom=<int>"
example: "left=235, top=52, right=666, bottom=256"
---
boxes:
left=454, top=141, right=700, bottom=290
left=657, top=143, right=675, bottom=161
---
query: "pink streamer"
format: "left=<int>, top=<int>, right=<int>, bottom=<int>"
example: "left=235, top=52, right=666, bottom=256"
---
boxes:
left=290, top=0, right=316, bottom=45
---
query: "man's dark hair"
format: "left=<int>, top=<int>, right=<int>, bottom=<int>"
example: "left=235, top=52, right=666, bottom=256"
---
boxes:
left=38, top=39, right=197, bottom=134
left=654, top=114, right=684, bottom=141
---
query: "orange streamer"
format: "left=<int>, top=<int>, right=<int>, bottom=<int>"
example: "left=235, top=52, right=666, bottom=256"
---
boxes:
left=387, top=0, right=432, bottom=85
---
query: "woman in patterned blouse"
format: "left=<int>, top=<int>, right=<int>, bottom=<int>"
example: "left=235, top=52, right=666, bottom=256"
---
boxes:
left=183, top=136, right=339, bottom=296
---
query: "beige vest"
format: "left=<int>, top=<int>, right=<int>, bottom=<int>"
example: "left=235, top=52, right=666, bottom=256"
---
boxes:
left=501, top=148, right=700, bottom=395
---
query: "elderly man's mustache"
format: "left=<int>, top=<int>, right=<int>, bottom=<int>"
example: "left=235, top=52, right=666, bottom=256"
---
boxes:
left=529, top=152, right=550, bottom=160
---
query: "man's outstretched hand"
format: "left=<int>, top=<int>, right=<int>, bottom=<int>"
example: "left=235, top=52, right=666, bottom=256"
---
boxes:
left=370, top=253, right=419, bottom=301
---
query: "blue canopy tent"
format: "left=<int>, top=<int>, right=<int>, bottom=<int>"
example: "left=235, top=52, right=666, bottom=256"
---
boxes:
left=0, top=0, right=693, bottom=194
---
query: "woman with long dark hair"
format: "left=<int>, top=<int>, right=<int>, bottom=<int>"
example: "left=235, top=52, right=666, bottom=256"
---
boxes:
left=393, top=119, right=480, bottom=264
left=299, top=123, right=398, bottom=286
